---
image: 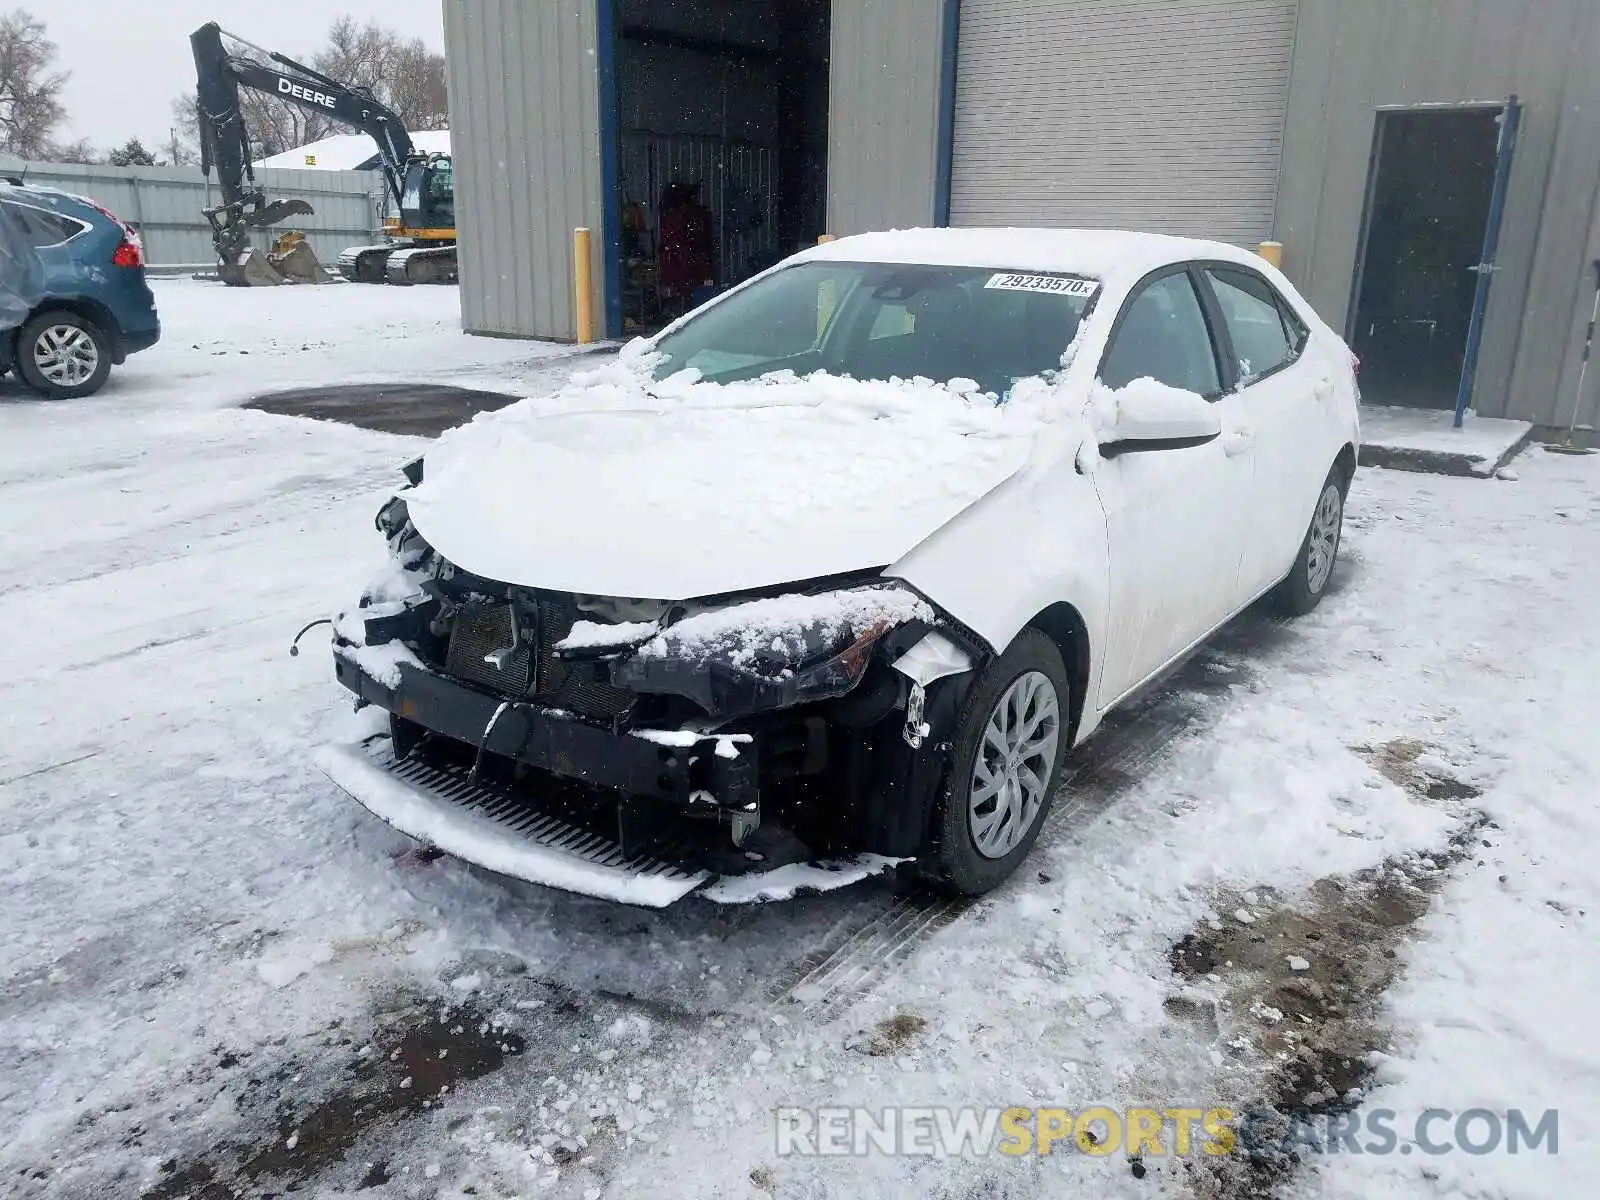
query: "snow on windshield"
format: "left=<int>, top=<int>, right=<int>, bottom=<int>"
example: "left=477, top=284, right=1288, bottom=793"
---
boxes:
left=650, top=260, right=1100, bottom=398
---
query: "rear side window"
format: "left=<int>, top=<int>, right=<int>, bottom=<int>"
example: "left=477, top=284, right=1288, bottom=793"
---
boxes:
left=1205, top=266, right=1305, bottom=383
left=0, top=201, right=87, bottom=247
left=1099, top=270, right=1222, bottom=396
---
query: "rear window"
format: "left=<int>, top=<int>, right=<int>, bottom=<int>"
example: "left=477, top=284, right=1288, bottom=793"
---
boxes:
left=651, top=260, right=1102, bottom=398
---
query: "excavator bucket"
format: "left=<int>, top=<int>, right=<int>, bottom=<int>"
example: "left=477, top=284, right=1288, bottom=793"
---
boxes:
left=267, top=230, right=329, bottom=284
left=220, top=247, right=288, bottom=287
left=216, top=232, right=328, bottom=287
left=253, top=198, right=315, bottom=227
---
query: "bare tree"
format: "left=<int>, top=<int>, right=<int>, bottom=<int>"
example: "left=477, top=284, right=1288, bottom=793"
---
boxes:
left=41, top=136, right=95, bottom=163
left=382, top=39, right=448, bottom=132
left=170, top=15, right=449, bottom=168
left=0, top=9, right=67, bottom=158
left=314, top=17, right=448, bottom=130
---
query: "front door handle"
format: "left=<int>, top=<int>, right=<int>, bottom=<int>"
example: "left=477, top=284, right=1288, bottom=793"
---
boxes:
left=1223, top=429, right=1254, bottom=457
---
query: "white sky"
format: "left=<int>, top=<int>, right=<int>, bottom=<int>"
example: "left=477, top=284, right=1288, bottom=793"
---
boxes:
left=43, top=1, right=448, bottom=151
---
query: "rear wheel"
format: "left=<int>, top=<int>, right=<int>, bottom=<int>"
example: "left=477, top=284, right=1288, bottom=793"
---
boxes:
left=1276, top=466, right=1347, bottom=616
left=923, top=629, right=1070, bottom=895
left=17, top=310, right=112, bottom=399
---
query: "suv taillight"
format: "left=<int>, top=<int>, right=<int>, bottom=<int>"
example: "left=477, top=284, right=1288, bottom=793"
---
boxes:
left=112, top=238, right=143, bottom=268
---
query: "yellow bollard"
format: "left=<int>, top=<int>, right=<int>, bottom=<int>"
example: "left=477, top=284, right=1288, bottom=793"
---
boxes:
left=574, top=226, right=595, bottom=344
left=1258, top=240, right=1284, bottom=269
left=817, top=233, right=837, bottom=245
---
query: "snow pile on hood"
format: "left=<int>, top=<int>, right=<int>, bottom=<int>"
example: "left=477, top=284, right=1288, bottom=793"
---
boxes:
left=635, top=585, right=933, bottom=670
left=405, top=354, right=1056, bottom=599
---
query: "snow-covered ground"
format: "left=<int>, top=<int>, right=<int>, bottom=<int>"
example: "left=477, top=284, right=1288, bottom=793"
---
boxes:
left=2, top=280, right=1595, bottom=1199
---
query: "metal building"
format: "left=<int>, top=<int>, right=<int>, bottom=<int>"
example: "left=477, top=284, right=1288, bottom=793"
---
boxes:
left=445, top=0, right=1600, bottom=430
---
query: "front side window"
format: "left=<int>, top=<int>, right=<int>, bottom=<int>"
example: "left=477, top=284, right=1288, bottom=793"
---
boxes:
left=1205, top=266, right=1301, bottom=382
left=651, top=261, right=1098, bottom=396
left=1099, top=270, right=1221, bottom=396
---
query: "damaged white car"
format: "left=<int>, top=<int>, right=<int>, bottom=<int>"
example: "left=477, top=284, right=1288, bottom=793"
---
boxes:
left=316, top=229, right=1361, bottom=906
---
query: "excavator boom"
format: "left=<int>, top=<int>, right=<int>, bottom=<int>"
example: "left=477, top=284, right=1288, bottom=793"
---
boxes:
left=189, top=22, right=454, bottom=286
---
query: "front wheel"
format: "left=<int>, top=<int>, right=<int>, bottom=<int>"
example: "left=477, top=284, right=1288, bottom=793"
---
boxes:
left=1276, top=468, right=1347, bottom=616
left=923, top=629, right=1071, bottom=895
left=17, top=310, right=112, bottom=399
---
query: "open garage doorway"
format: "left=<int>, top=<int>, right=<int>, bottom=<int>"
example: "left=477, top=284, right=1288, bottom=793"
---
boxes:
left=1348, top=106, right=1511, bottom=410
left=608, top=0, right=830, bottom=335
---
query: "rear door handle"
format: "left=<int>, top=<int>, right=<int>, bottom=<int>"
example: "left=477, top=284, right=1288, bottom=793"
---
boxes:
left=1314, top=376, right=1334, bottom=400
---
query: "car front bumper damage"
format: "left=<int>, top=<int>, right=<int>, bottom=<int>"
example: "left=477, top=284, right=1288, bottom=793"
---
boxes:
left=324, top=617, right=976, bottom=906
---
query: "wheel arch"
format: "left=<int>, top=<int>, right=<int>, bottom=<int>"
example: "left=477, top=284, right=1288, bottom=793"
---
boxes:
left=1335, top=442, right=1357, bottom=488
left=1023, top=602, right=1090, bottom=744
left=29, top=298, right=124, bottom=358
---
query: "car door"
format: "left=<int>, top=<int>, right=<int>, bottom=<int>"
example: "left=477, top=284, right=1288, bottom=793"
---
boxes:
left=1198, top=264, right=1329, bottom=598
left=1090, top=265, right=1256, bottom=706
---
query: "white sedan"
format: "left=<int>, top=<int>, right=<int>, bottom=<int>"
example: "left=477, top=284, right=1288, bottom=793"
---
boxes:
left=321, top=228, right=1360, bottom=905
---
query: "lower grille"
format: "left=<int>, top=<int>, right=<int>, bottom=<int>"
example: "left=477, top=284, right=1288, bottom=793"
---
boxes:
left=445, top=600, right=636, bottom=720
left=317, top=738, right=708, bottom=907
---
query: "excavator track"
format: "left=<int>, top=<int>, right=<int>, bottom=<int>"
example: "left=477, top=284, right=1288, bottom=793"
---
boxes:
left=336, top=245, right=396, bottom=284
left=385, top=244, right=458, bottom=286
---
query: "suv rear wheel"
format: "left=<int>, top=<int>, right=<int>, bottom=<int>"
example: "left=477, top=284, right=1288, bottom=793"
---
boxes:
left=17, top=310, right=112, bottom=399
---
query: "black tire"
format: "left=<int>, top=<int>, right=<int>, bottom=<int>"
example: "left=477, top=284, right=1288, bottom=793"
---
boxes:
left=1275, top=465, right=1348, bottom=616
left=16, top=309, right=112, bottom=400
left=922, top=628, right=1072, bottom=896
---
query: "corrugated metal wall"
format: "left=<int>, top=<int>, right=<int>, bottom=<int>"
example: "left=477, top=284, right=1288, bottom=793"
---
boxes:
left=1276, top=0, right=1600, bottom=426
left=0, top=158, right=380, bottom=268
left=826, top=0, right=947, bottom=235
left=950, top=0, right=1297, bottom=245
left=445, top=0, right=605, bottom=341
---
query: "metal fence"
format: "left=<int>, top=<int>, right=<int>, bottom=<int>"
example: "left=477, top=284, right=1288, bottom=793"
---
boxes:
left=0, top=158, right=384, bottom=269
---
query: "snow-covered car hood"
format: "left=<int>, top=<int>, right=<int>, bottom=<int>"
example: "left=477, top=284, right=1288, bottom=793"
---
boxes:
left=405, top=361, right=1044, bottom=599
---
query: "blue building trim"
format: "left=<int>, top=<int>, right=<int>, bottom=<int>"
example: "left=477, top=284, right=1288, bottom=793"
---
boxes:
left=933, top=0, right=961, bottom=226
left=596, top=0, right=623, bottom=338
left=1454, top=95, right=1521, bottom=427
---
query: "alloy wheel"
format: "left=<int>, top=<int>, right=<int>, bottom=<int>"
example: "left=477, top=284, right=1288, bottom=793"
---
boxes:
left=969, top=670, right=1061, bottom=859
left=1305, top=483, right=1343, bottom=594
left=33, top=324, right=100, bottom=388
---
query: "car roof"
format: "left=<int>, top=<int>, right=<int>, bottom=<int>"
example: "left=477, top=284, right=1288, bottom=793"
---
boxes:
left=0, top=180, right=101, bottom=216
left=797, top=227, right=1274, bottom=289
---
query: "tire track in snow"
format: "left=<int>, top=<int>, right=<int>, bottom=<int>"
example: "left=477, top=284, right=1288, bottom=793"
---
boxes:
left=767, top=619, right=1278, bottom=1022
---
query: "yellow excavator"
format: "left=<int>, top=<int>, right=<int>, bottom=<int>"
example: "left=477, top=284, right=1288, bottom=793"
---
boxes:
left=190, top=22, right=456, bottom=286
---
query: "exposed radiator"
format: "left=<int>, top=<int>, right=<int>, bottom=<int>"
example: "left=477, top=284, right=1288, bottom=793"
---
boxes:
left=445, top=600, right=636, bottom=720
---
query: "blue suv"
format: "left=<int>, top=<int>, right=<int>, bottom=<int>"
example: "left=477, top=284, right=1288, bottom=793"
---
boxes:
left=1, top=179, right=160, bottom=399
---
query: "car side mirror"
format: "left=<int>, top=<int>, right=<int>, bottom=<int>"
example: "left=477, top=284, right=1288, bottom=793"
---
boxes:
left=1096, top=380, right=1223, bottom=459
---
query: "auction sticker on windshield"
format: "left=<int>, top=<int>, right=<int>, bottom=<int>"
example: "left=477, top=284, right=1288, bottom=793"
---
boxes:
left=985, top=273, right=1099, bottom=298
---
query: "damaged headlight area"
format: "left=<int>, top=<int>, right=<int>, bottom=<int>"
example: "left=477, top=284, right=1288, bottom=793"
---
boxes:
left=613, top=585, right=937, bottom=718
left=320, top=487, right=992, bottom=903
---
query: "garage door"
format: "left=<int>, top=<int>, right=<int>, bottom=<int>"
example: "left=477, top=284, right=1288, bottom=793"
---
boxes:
left=950, top=0, right=1298, bottom=245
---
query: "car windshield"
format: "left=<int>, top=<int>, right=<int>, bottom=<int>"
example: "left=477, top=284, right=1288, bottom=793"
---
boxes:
left=650, top=260, right=1100, bottom=397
